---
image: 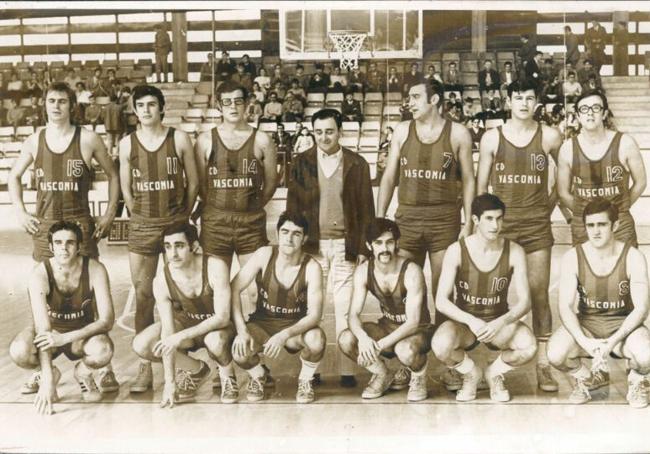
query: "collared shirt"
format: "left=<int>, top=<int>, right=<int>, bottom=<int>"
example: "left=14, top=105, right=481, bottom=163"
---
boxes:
left=317, top=147, right=342, bottom=178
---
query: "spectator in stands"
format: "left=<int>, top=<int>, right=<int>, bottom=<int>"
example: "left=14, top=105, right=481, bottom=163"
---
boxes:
left=584, top=19, right=607, bottom=74
left=287, top=78, right=306, bottom=104
left=254, top=67, right=271, bottom=92
left=424, top=64, right=444, bottom=86
left=403, top=62, right=423, bottom=95
left=558, top=61, right=575, bottom=82
left=541, top=75, right=562, bottom=104
left=613, top=21, right=630, bottom=76
left=379, top=125, right=393, bottom=150
left=273, top=122, right=292, bottom=186
left=584, top=74, right=600, bottom=92
left=564, top=26, right=580, bottom=67
left=245, top=92, right=262, bottom=124
left=308, top=63, right=330, bottom=94
left=7, top=72, right=23, bottom=97
left=113, top=80, right=126, bottom=103
left=533, top=104, right=550, bottom=125
left=444, top=61, right=463, bottom=93
left=23, top=95, right=44, bottom=127
left=241, top=54, right=257, bottom=78
left=232, top=62, right=253, bottom=92
left=445, top=101, right=463, bottom=123
left=387, top=67, right=402, bottom=93
left=6, top=98, right=25, bottom=128
left=261, top=91, right=282, bottom=123
left=0, top=102, right=6, bottom=127
left=63, top=68, right=82, bottom=90
left=374, top=126, right=393, bottom=186
left=366, top=62, right=385, bottom=93
left=541, top=58, right=557, bottom=83
left=104, top=94, right=125, bottom=158
left=562, top=71, right=582, bottom=103
left=478, top=59, right=500, bottom=98
left=467, top=117, right=485, bottom=151
left=293, top=126, right=314, bottom=154
left=481, top=89, right=503, bottom=119
left=525, top=51, right=544, bottom=89
left=330, top=66, right=348, bottom=92
left=499, top=61, right=517, bottom=98
left=122, top=86, right=138, bottom=134
left=549, top=103, right=565, bottom=127
left=281, top=91, right=303, bottom=122
left=577, top=59, right=599, bottom=88
left=399, top=97, right=412, bottom=121
left=200, top=52, right=215, bottom=82
left=294, top=64, right=309, bottom=92
left=216, top=50, right=236, bottom=82
left=0, top=72, right=6, bottom=97
left=341, top=91, right=363, bottom=124
left=348, top=66, right=366, bottom=93
left=252, top=81, right=265, bottom=103
left=272, top=80, right=286, bottom=101
left=518, top=34, right=536, bottom=77
left=75, top=82, right=91, bottom=104
left=271, top=64, right=286, bottom=88
left=463, top=96, right=482, bottom=119
left=84, top=94, right=102, bottom=127
left=87, top=67, right=103, bottom=96
left=25, top=71, right=43, bottom=99
left=98, top=69, right=118, bottom=98
left=153, top=23, right=171, bottom=83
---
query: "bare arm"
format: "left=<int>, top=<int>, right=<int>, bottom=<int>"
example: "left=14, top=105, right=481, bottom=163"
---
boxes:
left=231, top=247, right=271, bottom=335
left=348, top=262, right=370, bottom=340
left=557, top=249, right=586, bottom=343
left=8, top=134, right=39, bottom=233
left=557, top=139, right=575, bottom=212
left=543, top=125, right=563, bottom=212
left=152, top=275, right=177, bottom=386
left=621, top=134, right=647, bottom=206
left=85, top=130, right=119, bottom=239
left=377, top=121, right=408, bottom=217
left=194, top=131, right=211, bottom=203
left=118, top=135, right=134, bottom=212
left=28, top=266, right=55, bottom=382
left=476, top=128, right=498, bottom=194
left=175, top=130, right=199, bottom=216
left=453, top=123, right=476, bottom=237
left=500, top=243, right=531, bottom=323
left=256, top=131, right=278, bottom=206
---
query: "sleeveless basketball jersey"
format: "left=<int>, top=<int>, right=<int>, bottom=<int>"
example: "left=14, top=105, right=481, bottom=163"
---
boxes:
left=367, top=258, right=431, bottom=325
left=163, top=256, right=214, bottom=328
left=252, top=247, right=310, bottom=320
left=490, top=125, right=549, bottom=211
left=398, top=119, right=460, bottom=207
left=43, top=256, right=96, bottom=332
left=206, top=128, right=264, bottom=212
left=455, top=238, right=513, bottom=321
left=572, top=132, right=631, bottom=217
left=576, top=242, right=633, bottom=318
left=34, top=127, right=91, bottom=219
left=129, top=128, right=186, bottom=218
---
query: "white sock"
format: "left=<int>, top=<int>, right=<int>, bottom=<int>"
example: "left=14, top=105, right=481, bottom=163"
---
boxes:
left=218, top=362, right=234, bottom=382
left=299, top=358, right=319, bottom=381
left=488, top=355, right=514, bottom=377
left=76, top=361, right=92, bottom=376
left=248, top=364, right=265, bottom=380
left=366, top=358, right=388, bottom=375
left=537, top=341, right=549, bottom=365
left=569, top=363, right=590, bottom=380
left=628, top=369, right=645, bottom=384
left=453, top=353, right=475, bottom=375
left=409, top=359, right=428, bottom=377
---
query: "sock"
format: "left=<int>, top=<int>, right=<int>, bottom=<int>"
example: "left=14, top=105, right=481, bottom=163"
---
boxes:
left=248, top=364, right=265, bottom=380
left=628, top=369, right=645, bottom=385
left=488, top=355, right=514, bottom=377
left=537, top=341, right=549, bottom=365
left=569, top=363, right=590, bottom=380
left=189, top=361, right=204, bottom=374
left=366, top=358, right=388, bottom=375
left=76, top=361, right=92, bottom=376
left=218, top=362, right=234, bottom=382
left=103, top=363, right=113, bottom=372
left=409, top=359, right=428, bottom=377
left=299, top=358, right=319, bottom=381
left=453, top=353, right=475, bottom=375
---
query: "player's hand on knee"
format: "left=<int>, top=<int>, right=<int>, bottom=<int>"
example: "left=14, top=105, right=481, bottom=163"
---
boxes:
left=160, top=382, right=177, bottom=409
left=34, top=382, right=56, bottom=415
left=34, top=330, right=65, bottom=350
left=579, top=337, right=608, bottom=359
left=468, top=319, right=487, bottom=339
left=263, top=332, right=289, bottom=359
left=233, top=332, right=255, bottom=358
left=17, top=210, right=40, bottom=235
left=153, top=333, right=183, bottom=357
left=478, top=319, right=505, bottom=343
left=358, top=335, right=380, bottom=366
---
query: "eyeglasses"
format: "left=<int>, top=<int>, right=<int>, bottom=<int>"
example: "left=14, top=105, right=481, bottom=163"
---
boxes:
left=220, top=97, right=245, bottom=106
left=577, top=104, right=604, bottom=114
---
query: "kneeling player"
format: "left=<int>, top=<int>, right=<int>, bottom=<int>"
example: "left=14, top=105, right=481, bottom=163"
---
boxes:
left=547, top=198, right=650, bottom=408
left=338, top=218, right=433, bottom=402
left=231, top=212, right=325, bottom=403
left=431, top=194, right=537, bottom=402
left=9, top=221, right=119, bottom=415
left=132, top=223, right=236, bottom=406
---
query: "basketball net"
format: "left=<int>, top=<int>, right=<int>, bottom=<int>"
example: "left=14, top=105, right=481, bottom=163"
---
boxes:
left=327, top=31, right=368, bottom=71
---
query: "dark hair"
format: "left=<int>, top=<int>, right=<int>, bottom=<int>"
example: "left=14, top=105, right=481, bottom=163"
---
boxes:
left=296, top=64, right=304, bottom=70
left=215, top=79, right=249, bottom=102
left=48, top=220, right=83, bottom=245
left=506, top=79, right=539, bottom=98
left=311, top=108, right=342, bottom=129
left=535, top=51, right=543, bottom=57
left=574, top=89, right=609, bottom=114
left=161, top=223, right=199, bottom=245
left=414, top=79, right=444, bottom=107
left=564, top=25, right=572, bottom=32
left=45, top=81, right=77, bottom=112
left=567, top=70, right=576, bottom=77
left=448, top=61, right=456, bottom=66
left=366, top=218, right=401, bottom=244
left=584, top=59, right=592, bottom=65
left=544, top=58, right=553, bottom=64
left=583, top=197, right=618, bottom=224
left=504, top=61, right=512, bottom=66
left=471, top=193, right=506, bottom=219
left=484, top=59, right=492, bottom=64
left=132, top=84, right=165, bottom=110
left=277, top=211, right=309, bottom=233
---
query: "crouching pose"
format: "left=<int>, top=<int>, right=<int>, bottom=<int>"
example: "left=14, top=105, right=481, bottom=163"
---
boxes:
left=547, top=198, right=650, bottom=408
left=231, top=212, right=325, bottom=403
left=338, top=218, right=433, bottom=402
left=10, top=221, right=119, bottom=415
left=131, top=223, right=236, bottom=406
left=432, top=194, right=537, bottom=402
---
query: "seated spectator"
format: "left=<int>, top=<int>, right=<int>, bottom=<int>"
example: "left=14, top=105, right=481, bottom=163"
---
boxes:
left=444, top=101, right=464, bottom=123
left=75, top=82, right=92, bottom=104
left=261, top=91, right=282, bottom=123
left=481, top=89, right=503, bottom=119
left=252, top=81, right=265, bottom=103
left=23, top=95, right=44, bottom=127
left=6, top=98, right=25, bottom=128
left=0, top=72, right=6, bottom=97
left=293, top=64, right=309, bottom=92
left=287, top=79, right=306, bottom=104
left=200, top=52, right=215, bottom=82
left=444, top=61, right=463, bottom=93
left=293, top=126, right=314, bottom=154
left=308, top=63, right=330, bottom=93
left=379, top=125, right=393, bottom=150
left=329, top=66, right=348, bottom=92
left=499, top=61, right=518, bottom=98
left=559, top=62, right=576, bottom=82
left=98, top=69, right=118, bottom=98
left=341, top=91, right=363, bottom=123
left=254, top=67, right=271, bottom=92
left=271, top=64, right=286, bottom=88
left=479, top=59, right=500, bottom=97
left=281, top=91, right=303, bottom=122
left=403, top=62, right=423, bottom=94
left=0, top=102, right=6, bottom=127
left=533, top=104, right=550, bottom=125
left=549, top=103, right=565, bottom=127
left=584, top=74, right=600, bottom=92
left=216, top=50, right=236, bottom=82
left=121, top=86, right=138, bottom=134
left=348, top=66, right=366, bottom=93
left=447, top=92, right=460, bottom=105
left=541, top=58, right=556, bottom=83
left=272, top=123, right=292, bottom=186
left=63, top=68, right=82, bottom=90
left=7, top=72, right=24, bottom=96
left=399, top=97, right=412, bottom=121
left=25, top=71, right=43, bottom=98
left=463, top=96, right=482, bottom=119
left=467, top=117, right=485, bottom=151
left=232, top=62, right=253, bottom=91
left=578, top=59, right=600, bottom=88
left=87, top=67, right=103, bottom=96
left=525, top=52, right=544, bottom=89
left=241, top=54, right=257, bottom=78
left=387, top=67, right=402, bottom=93
left=365, top=62, right=385, bottom=93
left=562, top=71, right=582, bottom=103
left=84, top=94, right=102, bottom=126
left=272, top=80, right=286, bottom=101
left=104, top=94, right=126, bottom=157
left=424, top=64, right=444, bottom=86
left=245, top=93, right=263, bottom=124
left=541, top=75, right=561, bottom=104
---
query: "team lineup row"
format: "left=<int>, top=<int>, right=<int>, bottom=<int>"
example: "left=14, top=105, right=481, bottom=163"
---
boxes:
left=5, top=77, right=648, bottom=414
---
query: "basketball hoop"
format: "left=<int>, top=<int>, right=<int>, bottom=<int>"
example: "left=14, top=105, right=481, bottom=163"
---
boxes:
left=327, top=30, right=369, bottom=71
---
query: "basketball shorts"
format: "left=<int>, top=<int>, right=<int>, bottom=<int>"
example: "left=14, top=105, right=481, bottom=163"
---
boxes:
left=128, top=212, right=188, bottom=256
left=32, top=215, right=99, bottom=262
left=26, top=326, right=109, bottom=361
left=246, top=316, right=304, bottom=353
left=579, top=315, right=631, bottom=359
left=395, top=204, right=461, bottom=262
left=200, top=209, right=268, bottom=258
left=571, top=210, right=637, bottom=247
left=365, top=317, right=434, bottom=358
left=500, top=209, right=553, bottom=254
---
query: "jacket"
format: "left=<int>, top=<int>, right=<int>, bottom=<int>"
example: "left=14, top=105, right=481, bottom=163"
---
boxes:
left=287, top=146, right=374, bottom=261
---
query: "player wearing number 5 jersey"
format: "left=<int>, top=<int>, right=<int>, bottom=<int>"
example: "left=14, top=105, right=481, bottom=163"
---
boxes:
left=557, top=90, right=646, bottom=247
left=476, top=79, right=563, bottom=393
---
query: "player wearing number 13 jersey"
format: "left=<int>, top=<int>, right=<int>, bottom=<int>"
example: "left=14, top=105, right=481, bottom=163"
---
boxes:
left=476, top=79, right=563, bottom=393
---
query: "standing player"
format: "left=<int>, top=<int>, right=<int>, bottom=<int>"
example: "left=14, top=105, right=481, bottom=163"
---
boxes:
left=431, top=194, right=537, bottom=402
left=377, top=80, right=475, bottom=391
left=476, top=79, right=563, bottom=392
left=338, top=218, right=433, bottom=402
left=9, top=221, right=118, bottom=415
left=118, top=85, right=199, bottom=393
left=8, top=81, right=120, bottom=262
left=131, top=224, right=237, bottom=405
left=557, top=91, right=646, bottom=247
left=231, top=212, right=325, bottom=403
left=547, top=199, right=650, bottom=408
